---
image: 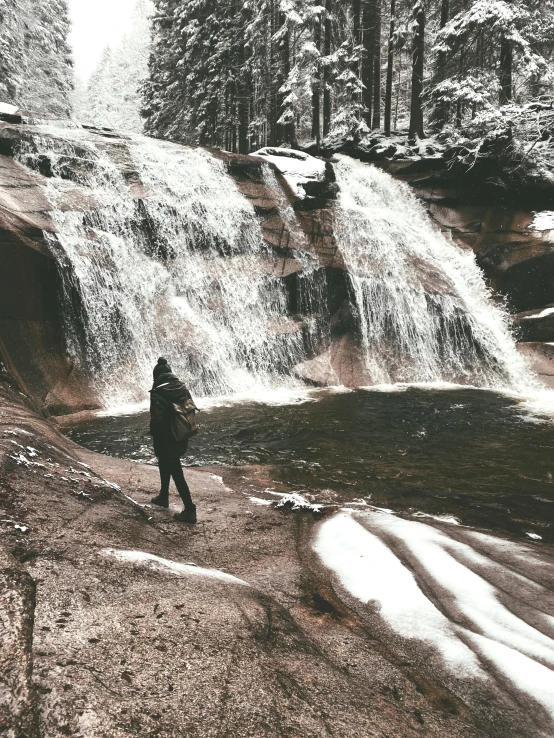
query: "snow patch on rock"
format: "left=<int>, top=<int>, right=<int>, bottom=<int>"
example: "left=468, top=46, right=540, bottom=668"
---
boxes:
left=2, top=519, right=29, bottom=533
left=412, top=511, right=461, bottom=525
left=9, top=452, right=46, bottom=469
left=251, top=147, right=326, bottom=199
left=521, top=306, right=554, bottom=320
left=314, top=511, right=554, bottom=716
left=466, top=632, right=554, bottom=718
left=314, top=512, right=483, bottom=676
left=210, top=474, right=232, bottom=492
left=102, top=549, right=249, bottom=586
left=531, top=211, right=554, bottom=232
left=275, top=492, right=324, bottom=513
left=0, top=102, right=19, bottom=116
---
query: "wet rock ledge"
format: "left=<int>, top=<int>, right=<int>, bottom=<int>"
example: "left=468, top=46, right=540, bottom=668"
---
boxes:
left=2, top=377, right=553, bottom=738
left=0, top=121, right=355, bottom=417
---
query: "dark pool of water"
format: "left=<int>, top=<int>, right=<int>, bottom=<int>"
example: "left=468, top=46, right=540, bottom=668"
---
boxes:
left=64, top=388, right=554, bottom=541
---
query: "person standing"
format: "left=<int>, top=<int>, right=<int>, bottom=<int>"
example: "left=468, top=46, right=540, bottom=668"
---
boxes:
left=149, top=357, right=197, bottom=523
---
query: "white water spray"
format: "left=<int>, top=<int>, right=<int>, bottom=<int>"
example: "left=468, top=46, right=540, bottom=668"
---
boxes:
left=17, top=129, right=307, bottom=405
left=259, top=164, right=330, bottom=358
left=333, top=156, right=535, bottom=392
left=15, top=131, right=540, bottom=408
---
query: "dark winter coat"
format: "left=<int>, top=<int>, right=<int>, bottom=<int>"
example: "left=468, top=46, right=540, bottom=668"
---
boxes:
left=149, top=373, right=192, bottom=458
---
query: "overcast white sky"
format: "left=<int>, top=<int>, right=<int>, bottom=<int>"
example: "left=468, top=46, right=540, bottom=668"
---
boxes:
left=68, top=0, right=136, bottom=82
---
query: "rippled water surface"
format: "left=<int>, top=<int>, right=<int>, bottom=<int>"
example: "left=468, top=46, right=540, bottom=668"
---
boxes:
left=64, top=388, right=554, bottom=541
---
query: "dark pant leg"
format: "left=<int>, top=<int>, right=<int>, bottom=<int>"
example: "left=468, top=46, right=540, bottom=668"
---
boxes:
left=168, top=458, right=194, bottom=509
left=158, top=457, right=171, bottom=500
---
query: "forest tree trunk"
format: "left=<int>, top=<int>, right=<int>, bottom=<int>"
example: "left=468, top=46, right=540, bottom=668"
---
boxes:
left=362, top=0, right=375, bottom=127
left=408, top=0, right=425, bottom=140
left=269, top=0, right=278, bottom=145
left=432, top=0, right=449, bottom=128
left=371, top=0, right=381, bottom=128
left=238, top=37, right=250, bottom=153
left=323, top=0, right=332, bottom=136
left=352, top=0, right=362, bottom=119
left=499, top=35, right=512, bottom=105
left=312, top=14, right=322, bottom=148
left=384, top=0, right=396, bottom=135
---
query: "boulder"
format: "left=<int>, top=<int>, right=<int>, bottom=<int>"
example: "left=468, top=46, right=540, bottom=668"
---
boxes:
left=0, top=102, right=22, bottom=124
left=250, top=147, right=338, bottom=204
left=516, top=342, right=554, bottom=389
left=294, top=335, right=371, bottom=388
left=513, top=306, right=554, bottom=342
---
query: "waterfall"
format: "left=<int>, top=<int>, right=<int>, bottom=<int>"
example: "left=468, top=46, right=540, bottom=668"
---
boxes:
left=14, top=128, right=537, bottom=406
left=258, top=164, right=330, bottom=360
left=333, top=155, right=534, bottom=391
left=17, top=128, right=307, bottom=406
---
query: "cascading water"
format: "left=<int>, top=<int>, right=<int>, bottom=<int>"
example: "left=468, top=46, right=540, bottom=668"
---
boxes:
left=17, top=128, right=308, bottom=405
left=14, top=128, right=538, bottom=406
left=333, top=155, right=535, bottom=391
left=259, top=164, right=330, bottom=359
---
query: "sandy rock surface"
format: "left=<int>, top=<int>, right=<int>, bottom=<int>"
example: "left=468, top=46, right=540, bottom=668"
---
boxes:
left=1, top=380, right=552, bottom=737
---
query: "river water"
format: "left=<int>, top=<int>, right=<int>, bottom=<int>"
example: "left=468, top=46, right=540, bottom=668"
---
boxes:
left=64, top=386, right=554, bottom=542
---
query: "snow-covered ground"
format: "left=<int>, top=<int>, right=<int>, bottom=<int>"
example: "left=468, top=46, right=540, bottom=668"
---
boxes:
left=0, top=102, right=19, bottom=116
left=102, top=548, right=250, bottom=586
left=251, top=147, right=326, bottom=199
left=531, top=211, right=554, bottom=233
left=314, top=510, right=554, bottom=720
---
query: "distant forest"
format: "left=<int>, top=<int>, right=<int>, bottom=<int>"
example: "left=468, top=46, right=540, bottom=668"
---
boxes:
left=0, top=0, right=73, bottom=117
left=141, top=0, right=554, bottom=153
left=1, top=0, right=553, bottom=154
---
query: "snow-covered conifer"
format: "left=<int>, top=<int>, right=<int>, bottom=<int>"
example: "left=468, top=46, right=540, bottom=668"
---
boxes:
left=0, top=0, right=73, bottom=116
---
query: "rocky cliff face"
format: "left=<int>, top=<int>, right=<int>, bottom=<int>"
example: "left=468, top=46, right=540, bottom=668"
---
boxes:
left=0, top=121, right=353, bottom=414
left=1, top=118, right=553, bottom=414
left=0, top=131, right=94, bottom=415
left=374, top=157, right=554, bottom=387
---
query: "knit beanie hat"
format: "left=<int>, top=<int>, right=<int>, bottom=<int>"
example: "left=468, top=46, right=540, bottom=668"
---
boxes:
left=153, top=357, right=172, bottom=380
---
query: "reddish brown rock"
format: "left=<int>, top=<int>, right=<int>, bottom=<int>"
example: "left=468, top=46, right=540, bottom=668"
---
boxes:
left=517, top=342, right=554, bottom=389
left=294, top=335, right=371, bottom=387
left=1, top=120, right=552, bottom=412
left=0, top=378, right=539, bottom=738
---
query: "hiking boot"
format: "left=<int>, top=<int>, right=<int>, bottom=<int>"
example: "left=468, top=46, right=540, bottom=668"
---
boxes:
left=173, top=505, right=197, bottom=524
left=150, top=494, right=169, bottom=508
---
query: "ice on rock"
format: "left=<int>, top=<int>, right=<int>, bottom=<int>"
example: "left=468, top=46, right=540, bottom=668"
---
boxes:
left=0, top=102, right=19, bottom=116
left=314, top=510, right=554, bottom=717
left=102, top=549, right=249, bottom=586
left=251, top=147, right=326, bottom=199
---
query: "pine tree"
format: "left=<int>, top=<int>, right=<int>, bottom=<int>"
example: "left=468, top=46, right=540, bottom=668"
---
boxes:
left=0, top=0, right=73, bottom=116
left=384, top=0, right=396, bottom=135
left=429, top=0, right=554, bottom=128
left=140, top=0, right=554, bottom=149
left=408, top=0, right=425, bottom=139
left=322, top=0, right=333, bottom=136
left=78, top=0, right=152, bottom=132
